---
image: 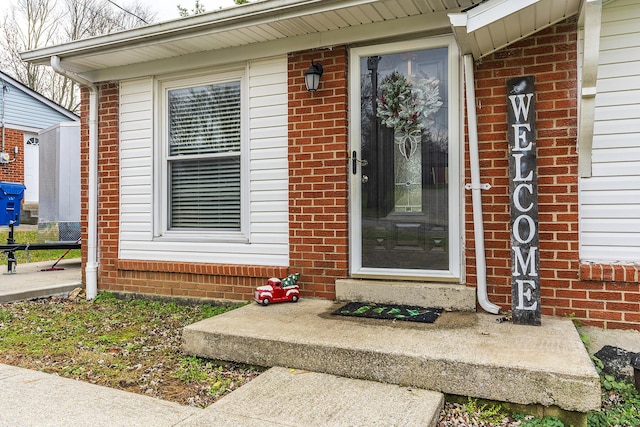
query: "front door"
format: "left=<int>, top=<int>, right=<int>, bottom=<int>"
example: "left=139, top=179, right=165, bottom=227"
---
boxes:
left=23, top=133, right=39, bottom=204
left=350, top=38, right=461, bottom=280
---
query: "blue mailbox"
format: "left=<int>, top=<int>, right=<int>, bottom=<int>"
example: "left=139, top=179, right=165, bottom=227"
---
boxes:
left=0, top=181, right=26, bottom=226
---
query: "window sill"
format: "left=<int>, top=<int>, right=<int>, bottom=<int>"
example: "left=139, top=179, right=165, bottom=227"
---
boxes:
left=154, top=231, right=249, bottom=245
left=579, top=262, right=640, bottom=284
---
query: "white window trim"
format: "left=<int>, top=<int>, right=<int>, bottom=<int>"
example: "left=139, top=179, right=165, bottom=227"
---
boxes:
left=348, top=36, right=463, bottom=281
left=153, top=67, right=250, bottom=243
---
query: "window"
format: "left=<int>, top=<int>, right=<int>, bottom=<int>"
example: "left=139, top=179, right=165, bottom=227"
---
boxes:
left=162, top=74, right=244, bottom=235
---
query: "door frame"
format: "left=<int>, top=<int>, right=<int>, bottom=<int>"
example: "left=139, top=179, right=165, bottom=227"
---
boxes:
left=23, top=132, right=40, bottom=204
left=348, top=36, right=463, bottom=281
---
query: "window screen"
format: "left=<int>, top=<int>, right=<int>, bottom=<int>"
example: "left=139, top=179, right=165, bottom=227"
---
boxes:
left=167, top=81, right=241, bottom=229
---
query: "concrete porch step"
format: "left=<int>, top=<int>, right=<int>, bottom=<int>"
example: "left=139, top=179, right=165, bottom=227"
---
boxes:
left=182, top=299, right=601, bottom=415
left=20, top=203, right=38, bottom=225
left=336, top=279, right=476, bottom=311
left=180, top=367, right=444, bottom=426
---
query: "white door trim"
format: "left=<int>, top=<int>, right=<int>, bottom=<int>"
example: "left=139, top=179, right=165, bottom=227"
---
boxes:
left=23, top=132, right=40, bottom=204
left=348, top=36, right=462, bottom=281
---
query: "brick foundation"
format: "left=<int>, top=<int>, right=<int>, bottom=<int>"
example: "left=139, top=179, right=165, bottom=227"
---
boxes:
left=115, top=260, right=288, bottom=300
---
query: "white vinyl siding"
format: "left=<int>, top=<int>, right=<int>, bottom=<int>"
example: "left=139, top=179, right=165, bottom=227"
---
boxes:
left=0, top=75, right=77, bottom=130
left=580, top=0, right=640, bottom=262
left=119, top=57, right=289, bottom=266
left=120, top=78, right=154, bottom=243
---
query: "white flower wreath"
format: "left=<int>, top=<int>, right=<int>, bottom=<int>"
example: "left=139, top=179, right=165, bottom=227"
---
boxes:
left=377, top=71, right=442, bottom=159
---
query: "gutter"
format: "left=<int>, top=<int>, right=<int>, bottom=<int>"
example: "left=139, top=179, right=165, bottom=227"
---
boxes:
left=463, top=54, right=501, bottom=314
left=50, top=56, right=98, bottom=300
left=21, top=0, right=378, bottom=67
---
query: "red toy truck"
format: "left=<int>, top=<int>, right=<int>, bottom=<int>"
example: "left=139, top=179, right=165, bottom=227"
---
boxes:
left=255, top=277, right=300, bottom=306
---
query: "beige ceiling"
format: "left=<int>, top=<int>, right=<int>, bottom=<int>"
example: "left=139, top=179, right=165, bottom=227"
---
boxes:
left=450, top=0, right=583, bottom=59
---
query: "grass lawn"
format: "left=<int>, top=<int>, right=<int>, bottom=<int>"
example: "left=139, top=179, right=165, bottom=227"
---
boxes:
left=2, top=292, right=637, bottom=423
left=0, top=229, right=81, bottom=264
left=0, top=294, right=261, bottom=407
left=0, top=232, right=262, bottom=408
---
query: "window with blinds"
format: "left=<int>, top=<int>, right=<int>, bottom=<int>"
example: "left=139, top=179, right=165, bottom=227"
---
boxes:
left=167, top=81, right=241, bottom=230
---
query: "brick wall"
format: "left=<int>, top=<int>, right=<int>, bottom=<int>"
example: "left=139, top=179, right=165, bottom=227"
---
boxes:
left=115, top=261, right=288, bottom=301
left=79, top=88, right=89, bottom=284
left=468, top=17, right=640, bottom=331
left=288, top=47, right=349, bottom=299
left=0, top=128, right=24, bottom=184
left=96, top=83, right=120, bottom=291
left=80, top=84, right=119, bottom=286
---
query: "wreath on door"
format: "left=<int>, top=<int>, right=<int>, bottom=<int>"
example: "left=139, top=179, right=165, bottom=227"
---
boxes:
left=376, top=71, right=442, bottom=160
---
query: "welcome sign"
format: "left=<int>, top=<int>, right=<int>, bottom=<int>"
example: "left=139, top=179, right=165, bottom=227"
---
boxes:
left=507, top=76, right=541, bottom=326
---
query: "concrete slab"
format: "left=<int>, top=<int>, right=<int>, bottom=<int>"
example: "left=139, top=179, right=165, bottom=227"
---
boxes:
left=179, top=367, right=443, bottom=427
left=0, top=258, right=81, bottom=303
left=0, top=363, right=200, bottom=427
left=183, top=299, right=601, bottom=413
left=579, top=325, right=640, bottom=355
left=336, top=279, right=476, bottom=311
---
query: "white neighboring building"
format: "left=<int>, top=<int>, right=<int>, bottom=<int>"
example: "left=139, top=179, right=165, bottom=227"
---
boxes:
left=0, top=71, right=79, bottom=211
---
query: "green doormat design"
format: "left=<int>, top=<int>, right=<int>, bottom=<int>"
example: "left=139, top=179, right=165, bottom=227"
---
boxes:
left=333, top=302, right=443, bottom=324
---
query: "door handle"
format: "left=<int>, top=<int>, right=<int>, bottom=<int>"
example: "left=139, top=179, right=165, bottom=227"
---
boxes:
left=352, top=151, right=369, bottom=175
left=352, top=151, right=358, bottom=174
left=362, top=175, right=369, bottom=184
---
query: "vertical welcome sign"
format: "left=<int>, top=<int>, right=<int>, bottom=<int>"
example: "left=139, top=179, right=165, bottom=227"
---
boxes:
left=507, top=76, right=541, bottom=326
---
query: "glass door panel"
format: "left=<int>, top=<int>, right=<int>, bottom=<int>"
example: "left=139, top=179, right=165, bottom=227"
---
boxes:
left=359, top=47, right=449, bottom=271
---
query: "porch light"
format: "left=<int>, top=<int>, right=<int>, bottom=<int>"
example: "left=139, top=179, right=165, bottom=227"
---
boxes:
left=304, top=61, right=323, bottom=92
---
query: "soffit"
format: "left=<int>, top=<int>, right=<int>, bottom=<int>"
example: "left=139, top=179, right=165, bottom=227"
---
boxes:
left=449, top=0, right=582, bottom=59
left=22, top=0, right=483, bottom=75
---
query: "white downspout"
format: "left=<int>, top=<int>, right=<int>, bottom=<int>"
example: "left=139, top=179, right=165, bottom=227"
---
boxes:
left=51, top=56, right=98, bottom=300
left=578, top=0, right=602, bottom=178
left=463, top=54, right=500, bottom=314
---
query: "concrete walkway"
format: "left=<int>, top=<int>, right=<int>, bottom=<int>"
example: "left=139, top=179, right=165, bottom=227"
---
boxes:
left=0, top=363, right=443, bottom=427
left=0, top=363, right=200, bottom=427
left=179, top=367, right=443, bottom=426
left=0, top=257, right=81, bottom=303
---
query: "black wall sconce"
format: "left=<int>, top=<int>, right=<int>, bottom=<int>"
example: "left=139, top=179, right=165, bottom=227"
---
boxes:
left=304, top=61, right=323, bottom=92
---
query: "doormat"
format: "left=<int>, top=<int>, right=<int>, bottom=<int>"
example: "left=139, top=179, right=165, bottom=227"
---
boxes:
left=333, top=302, right=443, bottom=324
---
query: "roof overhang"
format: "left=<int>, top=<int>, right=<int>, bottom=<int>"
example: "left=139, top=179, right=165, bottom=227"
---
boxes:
left=0, top=71, right=79, bottom=121
left=21, top=0, right=585, bottom=82
left=21, top=0, right=484, bottom=81
left=449, top=0, right=583, bottom=59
